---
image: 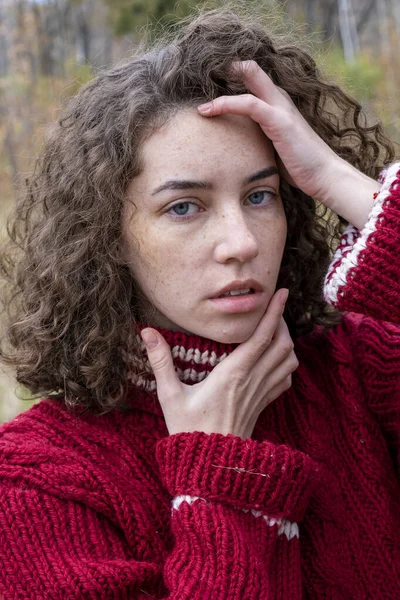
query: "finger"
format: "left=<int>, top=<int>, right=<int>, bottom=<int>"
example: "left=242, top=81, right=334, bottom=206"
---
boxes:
left=258, top=351, right=299, bottom=409
left=263, top=349, right=299, bottom=392
left=198, top=93, right=274, bottom=131
left=230, top=60, right=283, bottom=105
left=141, top=328, right=182, bottom=399
left=229, top=288, right=289, bottom=369
left=253, top=317, right=295, bottom=372
left=265, top=374, right=294, bottom=405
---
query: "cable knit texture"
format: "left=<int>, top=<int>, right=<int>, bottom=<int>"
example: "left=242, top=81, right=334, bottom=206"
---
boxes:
left=1, top=165, right=400, bottom=599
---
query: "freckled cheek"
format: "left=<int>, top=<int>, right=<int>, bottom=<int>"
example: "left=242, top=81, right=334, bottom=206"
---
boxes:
left=157, top=246, right=205, bottom=306
left=134, top=235, right=200, bottom=294
left=259, top=222, right=287, bottom=266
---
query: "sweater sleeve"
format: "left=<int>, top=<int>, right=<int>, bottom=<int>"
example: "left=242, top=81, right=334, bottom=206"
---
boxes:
left=0, top=432, right=319, bottom=600
left=323, top=161, right=400, bottom=472
left=347, top=315, right=400, bottom=475
left=155, top=432, right=319, bottom=599
left=323, top=162, right=400, bottom=323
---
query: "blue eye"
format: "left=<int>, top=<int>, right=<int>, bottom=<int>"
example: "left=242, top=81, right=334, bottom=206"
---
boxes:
left=247, top=191, right=273, bottom=205
left=169, top=202, right=198, bottom=216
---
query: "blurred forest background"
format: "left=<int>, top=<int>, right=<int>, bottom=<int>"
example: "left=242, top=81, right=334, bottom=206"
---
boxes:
left=1, top=0, right=400, bottom=422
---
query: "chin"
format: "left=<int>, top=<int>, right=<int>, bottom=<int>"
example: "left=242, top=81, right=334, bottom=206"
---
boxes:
left=165, top=312, right=263, bottom=345
left=212, top=333, right=253, bottom=344
left=205, top=320, right=259, bottom=345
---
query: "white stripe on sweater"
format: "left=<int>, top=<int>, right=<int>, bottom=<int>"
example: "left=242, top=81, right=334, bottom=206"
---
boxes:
left=125, top=341, right=229, bottom=391
left=324, top=162, right=400, bottom=305
left=172, top=495, right=299, bottom=540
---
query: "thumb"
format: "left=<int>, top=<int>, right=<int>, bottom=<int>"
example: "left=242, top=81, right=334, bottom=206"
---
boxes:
left=141, top=328, right=181, bottom=399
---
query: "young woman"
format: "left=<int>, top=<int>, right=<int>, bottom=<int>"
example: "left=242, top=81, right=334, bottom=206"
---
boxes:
left=0, top=7, right=399, bottom=600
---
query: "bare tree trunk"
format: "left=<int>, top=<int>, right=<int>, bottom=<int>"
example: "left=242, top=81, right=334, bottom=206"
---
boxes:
left=104, top=29, right=113, bottom=67
left=75, top=2, right=92, bottom=65
left=4, top=127, right=19, bottom=191
left=32, top=3, right=53, bottom=76
left=0, top=0, right=20, bottom=200
left=79, top=19, right=90, bottom=63
left=338, top=0, right=360, bottom=62
left=0, top=0, right=10, bottom=76
left=391, top=0, right=400, bottom=42
left=321, top=0, right=339, bottom=41
left=356, top=0, right=376, bottom=35
left=306, top=0, right=315, bottom=31
left=377, top=0, right=390, bottom=57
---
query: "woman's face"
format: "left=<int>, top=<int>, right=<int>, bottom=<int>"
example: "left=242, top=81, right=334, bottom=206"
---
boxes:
left=123, top=108, right=287, bottom=343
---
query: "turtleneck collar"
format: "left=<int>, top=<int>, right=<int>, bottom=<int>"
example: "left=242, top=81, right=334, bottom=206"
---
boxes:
left=125, top=325, right=238, bottom=399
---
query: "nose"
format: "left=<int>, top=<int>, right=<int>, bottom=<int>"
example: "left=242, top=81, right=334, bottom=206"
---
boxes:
left=213, top=209, right=259, bottom=264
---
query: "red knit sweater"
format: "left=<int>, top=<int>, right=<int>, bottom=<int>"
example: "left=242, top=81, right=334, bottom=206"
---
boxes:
left=1, top=164, right=400, bottom=599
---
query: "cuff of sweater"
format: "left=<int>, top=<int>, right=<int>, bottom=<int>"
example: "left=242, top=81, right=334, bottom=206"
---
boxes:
left=324, top=162, right=400, bottom=321
left=156, top=431, right=320, bottom=522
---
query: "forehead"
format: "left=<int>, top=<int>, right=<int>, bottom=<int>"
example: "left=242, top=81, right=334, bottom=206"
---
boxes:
left=140, top=108, right=275, bottom=175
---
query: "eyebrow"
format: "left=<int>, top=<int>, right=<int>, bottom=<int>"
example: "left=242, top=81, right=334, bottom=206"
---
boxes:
left=151, top=166, right=279, bottom=195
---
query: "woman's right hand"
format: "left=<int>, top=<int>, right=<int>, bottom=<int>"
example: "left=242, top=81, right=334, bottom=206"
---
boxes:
left=141, top=289, right=298, bottom=440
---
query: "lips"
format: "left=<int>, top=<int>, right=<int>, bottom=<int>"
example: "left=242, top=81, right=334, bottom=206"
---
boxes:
left=219, top=288, right=253, bottom=298
left=210, top=279, right=263, bottom=299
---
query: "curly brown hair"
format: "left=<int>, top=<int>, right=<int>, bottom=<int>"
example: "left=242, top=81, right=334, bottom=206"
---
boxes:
left=0, top=5, right=396, bottom=414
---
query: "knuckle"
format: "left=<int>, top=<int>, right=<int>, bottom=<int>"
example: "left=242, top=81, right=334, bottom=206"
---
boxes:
left=291, top=355, right=300, bottom=371
left=248, top=94, right=259, bottom=111
left=283, top=375, right=292, bottom=390
left=243, top=60, right=258, bottom=75
left=278, top=86, right=291, bottom=101
left=232, top=370, right=248, bottom=387
left=280, top=341, right=294, bottom=356
left=236, top=92, right=258, bottom=109
left=151, top=353, right=170, bottom=372
left=260, top=334, right=273, bottom=352
left=215, top=98, right=224, bottom=111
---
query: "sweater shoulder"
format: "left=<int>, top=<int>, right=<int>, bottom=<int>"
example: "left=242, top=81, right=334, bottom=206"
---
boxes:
left=0, top=399, right=163, bottom=508
left=295, top=312, right=399, bottom=363
left=0, top=399, right=113, bottom=454
left=288, top=312, right=399, bottom=420
left=0, top=401, right=111, bottom=482
left=0, top=395, right=164, bottom=449
left=291, top=313, right=400, bottom=432
left=294, top=313, right=359, bottom=365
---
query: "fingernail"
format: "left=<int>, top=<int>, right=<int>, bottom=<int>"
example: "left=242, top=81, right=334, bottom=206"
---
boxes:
left=198, top=102, right=212, bottom=113
left=141, top=329, right=158, bottom=350
left=230, top=60, right=242, bottom=71
left=281, top=289, right=289, bottom=306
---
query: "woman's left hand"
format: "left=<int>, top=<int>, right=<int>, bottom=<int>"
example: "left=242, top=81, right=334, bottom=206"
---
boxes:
left=198, top=60, right=380, bottom=230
